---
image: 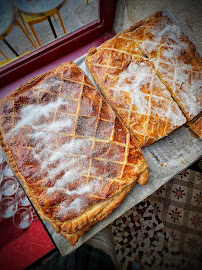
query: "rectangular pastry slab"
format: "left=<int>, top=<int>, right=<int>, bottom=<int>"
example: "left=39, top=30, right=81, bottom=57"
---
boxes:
left=85, top=35, right=187, bottom=147
left=0, top=62, right=149, bottom=246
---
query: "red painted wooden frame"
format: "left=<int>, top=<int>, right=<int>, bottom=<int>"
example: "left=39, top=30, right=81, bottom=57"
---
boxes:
left=0, top=0, right=117, bottom=87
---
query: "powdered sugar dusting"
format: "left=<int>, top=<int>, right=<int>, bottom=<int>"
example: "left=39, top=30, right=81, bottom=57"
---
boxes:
left=6, top=86, right=125, bottom=219
left=36, top=76, right=60, bottom=88
left=55, top=175, right=106, bottom=218
left=117, top=61, right=152, bottom=114
left=113, top=61, right=186, bottom=129
left=55, top=179, right=104, bottom=218
left=153, top=59, right=202, bottom=117
left=56, top=197, right=86, bottom=218
left=174, top=66, right=201, bottom=116
left=137, top=19, right=201, bottom=118
left=151, top=23, right=184, bottom=45
left=141, top=39, right=159, bottom=54
left=141, top=24, right=187, bottom=58
left=48, top=181, right=93, bottom=196
left=10, top=98, right=67, bottom=135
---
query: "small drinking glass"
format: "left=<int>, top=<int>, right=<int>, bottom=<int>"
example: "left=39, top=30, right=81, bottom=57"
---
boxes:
left=0, top=150, right=4, bottom=164
left=12, top=207, right=33, bottom=229
left=0, top=171, right=3, bottom=185
left=0, top=197, right=18, bottom=218
left=1, top=176, right=19, bottom=196
left=2, top=161, right=14, bottom=177
left=15, top=187, right=30, bottom=207
left=29, top=206, right=38, bottom=221
left=0, top=188, right=2, bottom=202
left=0, top=161, right=4, bottom=185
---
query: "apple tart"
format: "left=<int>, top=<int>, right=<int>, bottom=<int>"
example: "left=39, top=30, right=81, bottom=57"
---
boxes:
left=0, top=62, right=148, bottom=245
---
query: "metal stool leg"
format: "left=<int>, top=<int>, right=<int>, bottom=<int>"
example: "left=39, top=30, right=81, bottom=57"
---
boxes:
left=18, top=11, right=29, bottom=34
left=16, top=19, right=37, bottom=49
left=0, top=49, right=9, bottom=60
left=47, top=16, right=57, bottom=38
left=56, top=10, right=66, bottom=35
left=3, top=39, right=19, bottom=57
left=28, top=22, right=41, bottom=47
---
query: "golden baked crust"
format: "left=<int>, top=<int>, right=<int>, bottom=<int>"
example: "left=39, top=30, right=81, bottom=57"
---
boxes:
left=0, top=61, right=148, bottom=245
left=85, top=32, right=186, bottom=147
left=122, top=11, right=162, bottom=34
left=186, top=113, right=202, bottom=139
left=61, top=172, right=150, bottom=246
left=127, top=15, right=202, bottom=121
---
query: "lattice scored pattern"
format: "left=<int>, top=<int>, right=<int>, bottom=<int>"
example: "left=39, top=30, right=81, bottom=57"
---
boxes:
left=0, top=62, right=148, bottom=245
left=86, top=32, right=186, bottom=147
left=128, top=15, right=202, bottom=121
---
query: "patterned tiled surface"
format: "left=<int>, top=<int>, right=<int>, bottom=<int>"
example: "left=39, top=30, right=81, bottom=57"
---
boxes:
left=111, top=169, right=202, bottom=270
left=150, top=170, right=202, bottom=269
left=112, top=201, right=185, bottom=270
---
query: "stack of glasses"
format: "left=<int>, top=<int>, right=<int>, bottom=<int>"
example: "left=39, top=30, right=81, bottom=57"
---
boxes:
left=0, top=150, right=38, bottom=246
